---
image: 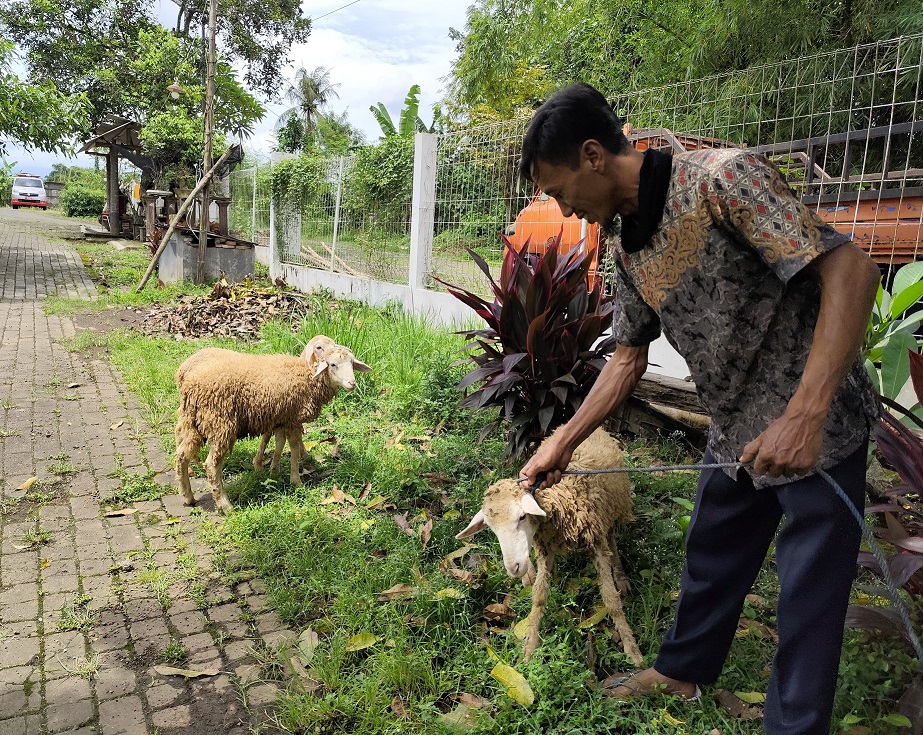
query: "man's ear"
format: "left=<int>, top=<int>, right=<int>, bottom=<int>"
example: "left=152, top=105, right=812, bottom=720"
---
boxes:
left=520, top=493, right=546, bottom=517
left=455, top=510, right=487, bottom=539
left=581, top=139, right=605, bottom=172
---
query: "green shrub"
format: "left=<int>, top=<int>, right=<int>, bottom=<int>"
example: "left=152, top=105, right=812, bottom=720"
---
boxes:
left=60, top=187, right=106, bottom=218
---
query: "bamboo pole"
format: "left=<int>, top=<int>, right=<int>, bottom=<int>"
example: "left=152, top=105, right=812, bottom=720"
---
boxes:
left=195, top=0, right=217, bottom=284
left=135, top=146, right=234, bottom=292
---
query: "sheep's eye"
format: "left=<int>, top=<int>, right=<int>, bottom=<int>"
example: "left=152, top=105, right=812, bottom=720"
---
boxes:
left=518, top=513, right=526, bottom=522
left=329, top=363, right=337, bottom=368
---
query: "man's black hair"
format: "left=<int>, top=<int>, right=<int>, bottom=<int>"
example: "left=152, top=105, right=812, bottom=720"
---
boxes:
left=519, top=82, right=629, bottom=183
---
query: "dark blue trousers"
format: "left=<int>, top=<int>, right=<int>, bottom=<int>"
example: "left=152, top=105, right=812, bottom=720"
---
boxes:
left=654, top=441, right=868, bottom=735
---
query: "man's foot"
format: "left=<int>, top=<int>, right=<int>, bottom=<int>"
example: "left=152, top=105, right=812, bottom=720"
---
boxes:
left=602, top=667, right=700, bottom=701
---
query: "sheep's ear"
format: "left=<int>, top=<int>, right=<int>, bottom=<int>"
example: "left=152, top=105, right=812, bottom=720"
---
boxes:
left=455, top=510, right=487, bottom=539
left=312, top=361, right=328, bottom=378
left=352, top=359, right=372, bottom=373
left=520, top=493, right=546, bottom=517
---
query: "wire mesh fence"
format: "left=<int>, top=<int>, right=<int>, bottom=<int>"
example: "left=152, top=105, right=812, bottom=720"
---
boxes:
left=228, top=164, right=272, bottom=247
left=263, top=34, right=922, bottom=299
left=429, top=33, right=923, bottom=295
left=272, top=145, right=412, bottom=283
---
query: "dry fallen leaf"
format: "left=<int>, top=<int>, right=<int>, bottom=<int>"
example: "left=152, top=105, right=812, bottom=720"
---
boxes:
left=390, top=695, right=407, bottom=718
left=365, top=494, right=388, bottom=510
left=443, top=544, right=476, bottom=568
left=320, top=486, right=356, bottom=505
left=512, top=619, right=529, bottom=641
left=359, top=483, right=372, bottom=501
left=716, top=689, right=763, bottom=720
left=16, top=477, right=37, bottom=491
left=377, top=583, right=416, bottom=602
left=67, top=383, right=80, bottom=389
left=420, top=518, right=433, bottom=547
left=153, top=665, right=220, bottom=679
left=482, top=603, right=516, bottom=621
left=104, top=508, right=138, bottom=517
left=439, top=703, right=479, bottom=731
left=297, top=629, right=319, bottom=665
left=579, top=605, right=609, bottom=629
left=393, top=513, right=414, bottom=536
left=345, top=633, right=378, bottom=652
left=109, top=420, right=124, bottom=430
left=737, top=618, right=778, bottom=641
left=491, top=664, right=534, bottom=706
left=288, top=657, right=324, bottom=694
left=448, top=568, right=475, bottom=586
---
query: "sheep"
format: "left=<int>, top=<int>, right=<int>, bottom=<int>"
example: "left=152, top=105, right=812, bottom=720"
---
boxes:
left=456, top=427, right=642, bottom=665
left=174, top=341, right=370, bottom=513
left=253, top=334, right=336, bottom=473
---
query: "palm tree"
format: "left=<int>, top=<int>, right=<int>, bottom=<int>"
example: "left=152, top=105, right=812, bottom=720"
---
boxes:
left=276, top=66, right=340, bottom=139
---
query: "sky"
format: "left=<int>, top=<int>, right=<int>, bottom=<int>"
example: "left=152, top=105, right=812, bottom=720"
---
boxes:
left=4, top=0, right=472, bottom=176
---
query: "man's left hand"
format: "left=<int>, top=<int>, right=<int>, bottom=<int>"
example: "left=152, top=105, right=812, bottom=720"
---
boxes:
left=740, top=412, right=824, bottom=478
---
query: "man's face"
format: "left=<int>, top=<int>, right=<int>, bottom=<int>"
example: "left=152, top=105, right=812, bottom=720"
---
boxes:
left=532, top=151, right=615, bottom=227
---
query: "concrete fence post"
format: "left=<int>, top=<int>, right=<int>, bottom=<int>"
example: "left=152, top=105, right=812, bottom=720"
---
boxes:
left=408, top=132, right=437, bottom=290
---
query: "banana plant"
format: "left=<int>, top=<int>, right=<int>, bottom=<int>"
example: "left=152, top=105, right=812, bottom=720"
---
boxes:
left=865, top=262, right=923, bottom=421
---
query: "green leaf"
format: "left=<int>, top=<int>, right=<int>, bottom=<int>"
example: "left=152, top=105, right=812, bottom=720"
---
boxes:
left=889, top=279, right=923, bottom=320
left=880, top=714, right=912, bottom=727
left=881, top=332, right=917, bottom=400
left=491, top=664, right=534, bottom=705
left=893, top=261, right=923, bottom=296
left=345, top=633, right=378, bottom=652
left=864, top=358, right=881, bottom=395
left=734, top=691, right=766, bottom=704
left=297, top=628, right=319, bottom=665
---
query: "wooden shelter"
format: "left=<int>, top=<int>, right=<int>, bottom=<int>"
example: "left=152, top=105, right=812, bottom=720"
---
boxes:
left=79, top=116, right=148, bottom=236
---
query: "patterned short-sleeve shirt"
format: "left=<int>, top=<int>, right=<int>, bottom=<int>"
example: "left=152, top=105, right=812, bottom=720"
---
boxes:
left=609, top=148, right=881, bottom=486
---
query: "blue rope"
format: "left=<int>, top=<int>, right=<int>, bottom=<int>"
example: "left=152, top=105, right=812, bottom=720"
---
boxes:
left=518, top=462, right=923, bottom=664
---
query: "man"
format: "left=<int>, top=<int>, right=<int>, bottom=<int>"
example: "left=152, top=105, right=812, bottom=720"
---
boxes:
left=518, top=83, right=881, bottom=735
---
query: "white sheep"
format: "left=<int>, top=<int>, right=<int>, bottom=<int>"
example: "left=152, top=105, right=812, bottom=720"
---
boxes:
left=174, top=341, right=370, bottom=513
left=456, top=427, right=641, bottom=664
left=253, top=334, right=336, bottom=474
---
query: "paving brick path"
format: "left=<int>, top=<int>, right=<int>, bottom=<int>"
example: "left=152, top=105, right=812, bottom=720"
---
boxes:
left=0, top=210, right=290, bottom=734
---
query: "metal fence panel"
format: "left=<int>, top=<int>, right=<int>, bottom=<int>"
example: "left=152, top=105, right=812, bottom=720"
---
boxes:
left=228, top=165, right=271, bottom=246
left=430, top=33, right=923, bottom=286
left=272, top=151, right=412, bottom=284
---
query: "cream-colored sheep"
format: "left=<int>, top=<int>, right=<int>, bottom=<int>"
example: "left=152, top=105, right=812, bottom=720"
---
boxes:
left=174, top=342, right=370, bottom=513
left=456, top=427, right=641, bottom=664
left=253, top=334, right=336, bottom=473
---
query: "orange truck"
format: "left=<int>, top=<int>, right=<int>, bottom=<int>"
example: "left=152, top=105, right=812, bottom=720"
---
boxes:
left=508, top=123, right=923, bottom=284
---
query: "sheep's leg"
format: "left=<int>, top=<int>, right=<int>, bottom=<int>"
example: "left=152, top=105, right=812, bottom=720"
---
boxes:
left=288, top=427, right=303, bottom=485
left=609, top=529, right=631, bottom=595
left=174, top=412, right=201, bottom=506
left=269, top=429, right=286, bottom=475
left=204, top=438, right=235, bottom=515
left=594, top=541, right=643, bottom=666
left=253, top=433, right=271, bottom=470
left=522, top=551, right=554, bottom=662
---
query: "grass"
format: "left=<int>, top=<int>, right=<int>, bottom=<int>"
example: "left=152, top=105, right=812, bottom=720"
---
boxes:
left=103, top=471, right=170, bottom=506
left=54, top=240, right=919, bottom=734
left=161, top=639, right=189, bottom=665
left=57, top=594, right=96, bottom=633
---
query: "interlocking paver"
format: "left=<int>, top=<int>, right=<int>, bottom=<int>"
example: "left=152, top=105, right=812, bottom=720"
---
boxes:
left=0, top=210, right=296, bottom=732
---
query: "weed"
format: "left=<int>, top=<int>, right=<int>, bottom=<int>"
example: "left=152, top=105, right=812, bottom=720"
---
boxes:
left=20, top=529, right=53, bottom=547
left=57, top=594, right=96, bottom=632
left=1, top=400, right=14, bottom=409
left=160, top=639, right=188, bottom=665
left=61, top=393, right=82, bottom=401
left=47, top=459, right=80, bottom=476
left=0, top=429, right=17, bottom=438
left=104, top=472, right=169, bottom=505
left=60, top=653, right=102, bottom=679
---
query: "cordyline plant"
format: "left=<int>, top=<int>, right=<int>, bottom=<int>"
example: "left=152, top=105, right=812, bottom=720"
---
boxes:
left=848, top=349, right=923, bottom=726
left=435, top=234, right=616, bottom=459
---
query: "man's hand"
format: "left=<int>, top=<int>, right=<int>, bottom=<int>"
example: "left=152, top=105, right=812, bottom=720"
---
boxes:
left=740, top=410, right=825, bottom=478
left=520, top=436, right=573, bottom=491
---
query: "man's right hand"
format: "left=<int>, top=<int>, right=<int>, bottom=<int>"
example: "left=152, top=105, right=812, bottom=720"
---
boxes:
left=520, top=437, right=573, bottom=491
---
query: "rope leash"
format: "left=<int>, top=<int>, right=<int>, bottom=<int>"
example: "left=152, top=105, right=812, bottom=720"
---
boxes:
left=517, top=462, right=923, bottom=664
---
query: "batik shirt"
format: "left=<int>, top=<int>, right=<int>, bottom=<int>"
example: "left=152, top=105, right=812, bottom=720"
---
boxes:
left=609, top=148, right=881, bottom=486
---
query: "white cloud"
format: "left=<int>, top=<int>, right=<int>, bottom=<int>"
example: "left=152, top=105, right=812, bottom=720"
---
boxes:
left=3, top=1, right=472, bottom=174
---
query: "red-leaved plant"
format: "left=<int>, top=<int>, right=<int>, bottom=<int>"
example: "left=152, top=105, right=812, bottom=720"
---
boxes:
left=848, top=349, right=923, bottom=725
left=435, top=234, right=616, bottom=459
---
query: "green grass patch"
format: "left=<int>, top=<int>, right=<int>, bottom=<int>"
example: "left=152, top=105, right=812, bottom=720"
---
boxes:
left=104, top=471, right=170, bottom=506
left=84, top=281, right=916, bottom=734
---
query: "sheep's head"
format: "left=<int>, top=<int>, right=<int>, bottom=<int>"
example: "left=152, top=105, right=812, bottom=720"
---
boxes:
left=312, top=344, right=371, bottom=391
left=455, top=479, right=546, bottom=579
left=300, top=335, right=336, bottom=367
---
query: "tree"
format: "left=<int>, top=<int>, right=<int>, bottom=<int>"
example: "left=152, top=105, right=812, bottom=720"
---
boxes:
left=0, top=40, right=89, bottom=156
left=445, top=0, right=923, bottom=121
left=369, top=85, right=432, bottom=138
left=276, top=66, right=340, bottom=139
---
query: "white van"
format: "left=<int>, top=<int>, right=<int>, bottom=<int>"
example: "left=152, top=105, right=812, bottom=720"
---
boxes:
left=11, top=174, right=47, bottom=210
